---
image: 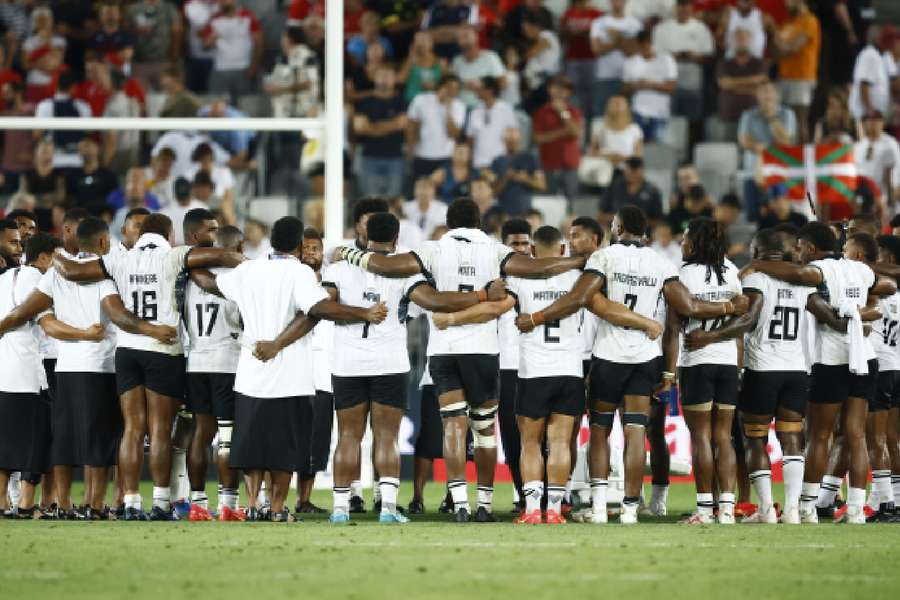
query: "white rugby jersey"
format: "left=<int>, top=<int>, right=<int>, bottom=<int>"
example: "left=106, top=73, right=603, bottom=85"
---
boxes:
left=101, top=233, right=191, bottom=356
left=586, top=243, right=679, bottom=364
left=413, top=228, right=513, bottom=356
left=0, top=266, right=47, bottom=393
left=580, top=309, right=599, bottom=361
left=498, top=310, right=519, bottom=370
left=310, top=318, right=334, bottom=393
left=678, top=260, right=742, bottom=367
left=37, top=255, right=119, bottom=373
left=871, top=291, right=900, bottom=372
left=508, top=270, right=583, bottom=378
left=742, top=271, right=815, bottom=372
left=184, top=267, right=241, bottom=374
left=323, top=258, right=423, bottom=377
left=216, top=254, right=328, bottom=399
left=810, top=257, right=876, bottom=366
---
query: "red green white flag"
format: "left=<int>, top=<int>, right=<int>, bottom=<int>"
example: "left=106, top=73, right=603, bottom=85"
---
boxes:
left=761, top=143, right=857, bottom=212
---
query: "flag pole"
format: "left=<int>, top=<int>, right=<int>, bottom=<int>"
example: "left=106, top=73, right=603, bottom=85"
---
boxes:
left=806, top=190, right=816, bottom=221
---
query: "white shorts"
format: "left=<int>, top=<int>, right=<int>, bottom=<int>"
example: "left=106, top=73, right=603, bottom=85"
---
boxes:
left=779, top=79, right=815, bottom=107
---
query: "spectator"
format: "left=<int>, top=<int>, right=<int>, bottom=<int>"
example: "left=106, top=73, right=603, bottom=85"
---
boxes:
left=353, top=65, right=408, bottom=198
left=716, top=27, right=768, bottom=138
left=346, top=41, right=387, bottom=102
left=849, top=26, right=895, bottom=121
left=287, top=0, right=326, bottom=27
left=422, top=0, right=475, bottom=61
left=347, top=11, right=393, bottom=67
left=589, top=95, right=644, bottom=168
left=500, top=46, right=521, bottom=108
left=22, top=7, right=67, bottom=68
left=107, top=166, right=160, bottom=214
left=190, top=170, right=217, bottom=207
left=34, top=72, right=91, bottom=169
left=738, top=82, right=797, bottom=221
left=183, top=0, right=218, bottom=93
left=854, top=110, right=900, bottom=207
left=622, top=29, right=678, bottom=142
left=102, top=70, right=142, bottom=175
left=814, top=87, right=855, bottom=144
left=651, top=222, right=682, bottom=264
left=202, top=0, right=264, bottom=105
left=90, top=1, right=134, bottom=70
left=19, top=140, right=65, bottom=231
left=404, top=177, right=448, bottom=240
left=198, top=99, right=256, bottom=170
left=667, top=163, right=700, bottom=226
left=152, top=130, right=229, bottom=179
left=466, top=76, right=517, bottom=170
left=265, top=27, right=320, bottom=118
left=533, top=74, right=583, bottom=205
left=502, top=0, right=553, bottom=53
left=561, top=0, right=603, bottom=127
left=74, top=54, right=146, bottom=117
left=668, top=182, right=714, bottom=234
left=368, top=0, right=422, bottom=58
left=601, top=156, right=663, bottom=226
left=714, top=193, right=755, bottom=266
left=143, top=147, right=177, bottom=208
left=589, top=0, right=642, bottom=123
left=471, top=174, right=498, bottom=217
left=521, top=12, right=562, bottom=95
left=653, top=0, right=714, bottom=131
left=627, top=0, right=676, bottom=23
left=387, top=196, right=424, bottom=249
left=399, top=31, right=444, bottom=104
left=0, top=45, right=21, bottom=110
left=185, top=142, right=237, bottom=225
left=471, top=0, right=499, bottom=52
left=491, top=127, right=546, bottom=215
left=719, top=0, right=769, bottom=59
left=242, top=218, right=272, bottom=259
left=162, top=177, right=207, bottom=245
left=774, top=0, right=820, bottom=143
left=0, top=1, right=29, bottom=46
left=431, top=142, right=474, bottom=203
left=159, top=66, right=202, bottom=118
left=0, top=82, right=34, bottom=196
left=758, top=183, right=809, bottom=229
left=22, top=8, right=66, bottom=103
left=66, top=138, right=119, bottom=217
left=127, top=0, right=183, bottom=91
left=407, top=74, right=466, bottom=180
left=450, top=24, right=504, bottom=108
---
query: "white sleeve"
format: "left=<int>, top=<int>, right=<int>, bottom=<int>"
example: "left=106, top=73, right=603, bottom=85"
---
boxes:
left=495, top=242, right=515, bottom=265
left=35, top=100, right=53, bottom=119
left=408, top=95, right=424, bottom=123
left=664, top=54, right=678, bottom=80
left=412, top=241, right=437, bottom=274
left=698, top=23, right=715, bottom=55
left=218, top=166, right=236, bottom=191
left=585, top=249, right=607, bottom=277
left=164, top=246, right=192, bottom=284
left=101, top=251, right=122, bottom=283
left=451, top=100, right=466, bottom=127
left=215, top=268, right=240, bottom=302
left=404, top=273, right=427, bottom=298
left=293, top=265, right=329, bottom=314
left=36, top=270, right=55, bottom=299
left=15, top=268, right=42, bottom=305
left=660, top=257, right=679, bottom=282
left=589, top=17, right=606, bottom=41
left=488, top=51, right=505, bottom=77
left=97, top=278, right=119, bottom=300
left=741, top=272, right=767, bottom=293
left=863, top=263, right=876, bottom=290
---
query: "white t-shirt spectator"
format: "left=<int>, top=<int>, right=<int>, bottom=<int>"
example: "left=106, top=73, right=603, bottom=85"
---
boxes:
left=854, top=133, right=900, bottom=195
left=151, top=131, right=230, bottom=179
left=589, top=14, right=642, bottom=80
left=466, top=99, right=518, bottom=169
left=627, top=0, right=676, bottom=21
left=408, top=92, right=467, bottom=160
left=591, top=120, right=643, bottom=165
left=185, top=163, right=235, bottom=201
left=524, top=30, right=562, bottom=90
left=184, top=0, right=217, bottom=60
left=404, top=200, right=448, bottom=240
left=202, top=8, right=261, bottom=71
left=725, top=7, right=766, bottom=59
left=451, top=49, right=505, bottom=108
left=623, top=53, right=678, bottom=119
left=850, top=44, right=891, bottom=119
left=162, top=199, right=209, bottom=245
left=652, top=17, right=714, bottom=91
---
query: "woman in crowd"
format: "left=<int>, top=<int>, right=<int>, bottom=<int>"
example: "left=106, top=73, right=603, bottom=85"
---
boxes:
left=588, top=95, right=644, bottom=168
left=431, top=143, right=475, bottom=204
left=186, top=142, right=237, bottom=225
left=399, top=32, right=444, bottom=104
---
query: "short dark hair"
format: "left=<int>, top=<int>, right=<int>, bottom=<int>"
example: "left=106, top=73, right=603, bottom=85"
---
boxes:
left=218, top=225, right=243, bottom=251
left=57, top=71, right=75, bottom=92
left=617, top=204, right=648, bottom=236
left=446, top=198, right=481, bottom=230
left=7, top=209, right=36, bottom=223
left=0, top=219, right=18, bottom=233
left=437, top=73, right=461, bottom=89
left=481, top=76, right=500, bottom=97
left=571, top=216, right=603, bottom=245
left=124, top=207, right=151, bottom=223
left=501, top=218, right=531, bottom=242
left=848, top=232, right=878, bottom=262
left=76, top=217, right=109, bottom=247
left=533, top=225, right=562, bottom=247
left=192, top=171, right=214, bottom=188
left=366, top=212, right=400, bottom=244
left=174, top=177, right=191, bottom=199
left=63, top=207, right=90, bottom=225
left=636, top=28, right=653, bottom=44
left=140, top=213, right=173, bottom=239
left=302, top=227, right=323, bottom=243
left=799, top=222, right=836, bottom=253
left=191, top=142, right=214, bottom=162
left=353, top=197, right=390, bottom=225
left=271, top=216, right=304, bottom=253
left=877, top=235, right=900, bottom=264
left=753, top=228, right=785, bottom=255
left=183, top=208, right=216, bottom=240
left=773, top=223, right=800, bottom=238
left=24, top=232, right=61, bottom=263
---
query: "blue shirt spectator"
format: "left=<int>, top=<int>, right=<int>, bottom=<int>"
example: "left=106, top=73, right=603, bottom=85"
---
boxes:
left=198, top=102, right=256, bottom=161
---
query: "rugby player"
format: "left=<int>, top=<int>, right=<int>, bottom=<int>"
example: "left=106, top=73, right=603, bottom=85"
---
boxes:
left=7, top=209, right=37, bottom=244
left=516, top=205, right=748, bottom=524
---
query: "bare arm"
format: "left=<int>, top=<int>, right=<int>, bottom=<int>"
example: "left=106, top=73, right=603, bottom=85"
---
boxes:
left=806, top=293, right=848, bottom=333
left=190, top=269, right=222, bottom=297
left=408, top=281, right=503, bottom=313
left=184, top=247, right=245, bottom=270
left=860, top=294, right=882, bottom=322
left=515, top=271, right=603, bottom=332
left=663, top=279, right=748, bottom=319
left=100, top=294, right=178, bottom=344
left=252, top=311, right=318, bottom=362
left=872, top=275, right=898, bottom=297
left=0, top=290, right=52, bottom=335
left=307, top=298, right=388, bottom=324
left=432, top=296, right=516, bottom=330
left=502, top=253, right=586, bottom=279
left=588, top=292, right=663, bottom=339
left=749, top=259, right=823, bottom=287
left=683, top=290, right=764, bottom=350
left=37, top=314, right=105, bottom=342
left=662, top=307, right=681, bottom=376
left=52, top=251, right=106, bottom=282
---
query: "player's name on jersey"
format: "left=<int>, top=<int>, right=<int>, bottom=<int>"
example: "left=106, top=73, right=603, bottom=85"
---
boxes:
left=777, top=288, right=798, bottom=300
left=845, top=287, right=863, bottom=299
left=611, top=272, right=659, bottom=287
left=129, top=273, right=160, bottom=284
left=532, top=290, right=567, bottom=301
left=693, top=290, right=735, bottom=301
left=459, top=266, right=476, bottom=276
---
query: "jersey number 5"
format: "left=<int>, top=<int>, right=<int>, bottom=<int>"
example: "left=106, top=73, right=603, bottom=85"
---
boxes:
left=131, top=290, right=157, bottom=321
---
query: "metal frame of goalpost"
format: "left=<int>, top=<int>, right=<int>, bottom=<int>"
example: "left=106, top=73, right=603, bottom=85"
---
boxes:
left=0, top=0, right=346, bottom=245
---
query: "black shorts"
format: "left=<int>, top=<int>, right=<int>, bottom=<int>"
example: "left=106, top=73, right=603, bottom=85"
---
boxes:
left=517, top=376, right=585, bottom=419
left=429, top=354, right=499, bottom=408
left=297, top=390, right=334, bottom=476
left=332, top=373, right=408, bottom=411
left=809, top=360, right=879, bottom=405
left=680, top=364, right=740, bottom=408
left=589, top=357, right=661, bottom=406
left=43, top=358, right=57, bottom=402
left=739, top=369, right=808, bottom=417
left=52, top=372, right=121, bottom=467
left=230, top=394, right=309, bottom=472
left=415, top=384, right=443, bottom=460
left=873, top=370, right=900, bottom=412
left=187, top=372, right=236, bottom=419
left=582, top=359, right=592, bottom=381
left=115, top=348, right=186, bottom=400
left=0, top=391, right=51, bottom=474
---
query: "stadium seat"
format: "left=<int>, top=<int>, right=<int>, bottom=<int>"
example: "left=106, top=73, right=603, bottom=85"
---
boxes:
left=532, top=195, right=567, bottom=229
left=248, top=195, right=290, bottom=226
left=659, top=116, right=689, bottom=162
left=644, top=168, right=673, bottom=213
left=572, top=195, right=598, bottom=219
left=695, top=142, right=740, bottom=200
left=642, top=142, right=678, bottom=171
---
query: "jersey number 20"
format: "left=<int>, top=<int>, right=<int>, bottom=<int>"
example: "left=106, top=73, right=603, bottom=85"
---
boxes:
left=768, top=306, right=799, bottom=340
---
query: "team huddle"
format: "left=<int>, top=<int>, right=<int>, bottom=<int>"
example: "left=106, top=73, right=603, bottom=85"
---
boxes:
left=0, top=195, right=898, bottom=525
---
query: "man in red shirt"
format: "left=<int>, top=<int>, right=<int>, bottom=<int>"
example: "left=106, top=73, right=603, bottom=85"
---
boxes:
left=561, top=0, right=602, bottom=132
left=202, top=0, right=264, bottom=104
left=532, top=75, right=584, bottom=209
left=73, top=54, right=146, bottom=116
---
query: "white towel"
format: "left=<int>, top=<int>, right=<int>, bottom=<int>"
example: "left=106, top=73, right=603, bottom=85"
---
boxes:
left=838, top=300, right=868, bottom=375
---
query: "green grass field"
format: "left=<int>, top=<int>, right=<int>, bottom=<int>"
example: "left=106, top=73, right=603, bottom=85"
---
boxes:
left=2, top=482, right=899, bottom=600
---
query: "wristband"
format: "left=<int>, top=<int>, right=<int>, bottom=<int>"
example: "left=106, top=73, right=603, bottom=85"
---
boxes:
left=662, top=371, right=675, bottom=382
left=532, top=311, right=546, bottom=326
left=722, top=301, right=732, bottom=315
left=476, top=289, right=488, bottom=303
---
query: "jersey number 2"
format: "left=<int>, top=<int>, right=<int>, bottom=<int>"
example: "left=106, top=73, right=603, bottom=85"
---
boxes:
left=131, top=290, right=157, bottom=321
